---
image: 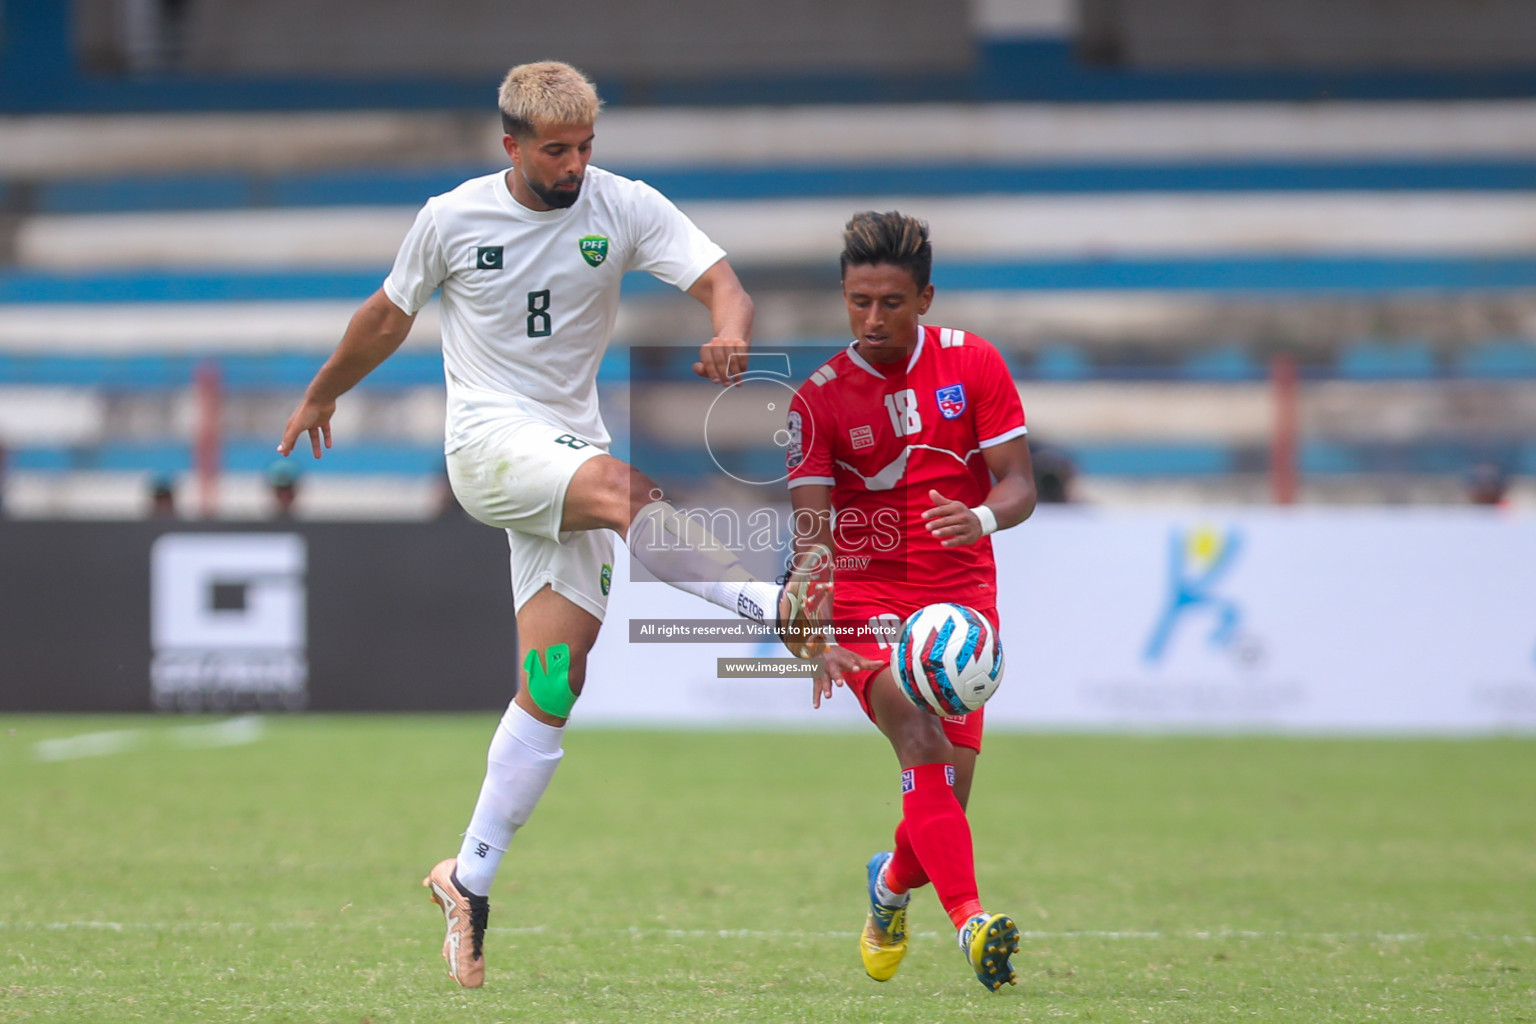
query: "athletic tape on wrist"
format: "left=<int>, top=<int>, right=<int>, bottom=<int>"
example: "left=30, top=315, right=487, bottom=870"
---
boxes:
left=525, top=644, right=576, bottom=719
left=971, top=504, right=998, bottom=536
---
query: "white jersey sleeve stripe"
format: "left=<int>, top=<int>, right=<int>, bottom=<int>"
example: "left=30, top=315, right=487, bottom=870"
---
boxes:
left=787, top=475, right=836, bottom=488
left=978, top=424, right=1029, bottom=448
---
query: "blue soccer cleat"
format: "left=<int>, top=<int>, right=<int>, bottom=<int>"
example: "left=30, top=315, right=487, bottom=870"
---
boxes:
left=958, top=911, right=1020, bottom=991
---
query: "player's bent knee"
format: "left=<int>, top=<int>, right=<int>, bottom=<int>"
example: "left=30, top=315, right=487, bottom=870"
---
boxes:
left=892, top=714, right=953, bottom=767
left=525, top=644, right=580, bottom=718
left=627, top=466, right=664, bottom=514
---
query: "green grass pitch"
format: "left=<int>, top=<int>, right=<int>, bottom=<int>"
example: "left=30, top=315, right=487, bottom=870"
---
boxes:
left=3, top=716, right=1534, bottom=1022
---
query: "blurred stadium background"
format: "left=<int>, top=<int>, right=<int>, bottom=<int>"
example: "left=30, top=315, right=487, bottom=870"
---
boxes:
left=2, top=0, right=1534, bottom=719
left=3, top=0, right=1536, bottom=518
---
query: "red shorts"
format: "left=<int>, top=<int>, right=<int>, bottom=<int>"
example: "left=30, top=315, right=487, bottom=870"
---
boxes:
left=834, top=601, right=998, bottom=754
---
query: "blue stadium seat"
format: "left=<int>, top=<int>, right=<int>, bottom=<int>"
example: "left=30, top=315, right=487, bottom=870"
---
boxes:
left=39, top=174, right=252, bottom=214
left=8, top=440, right=445, bottom=475
left=1032, top=344, right=1092, bottom=380
left=1181, top=345, right=1263, bottom=381
left=1454, top=338, right=1536, bottom=378
left=27, top=161, right=1536, bottom=215
left=1072, top=443, right=1232, bottom=477
left=1337, top=339, right=1438, bottom=379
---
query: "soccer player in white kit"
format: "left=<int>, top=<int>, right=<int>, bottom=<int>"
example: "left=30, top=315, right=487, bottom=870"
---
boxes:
left=276, top=62, right=829, bottom=988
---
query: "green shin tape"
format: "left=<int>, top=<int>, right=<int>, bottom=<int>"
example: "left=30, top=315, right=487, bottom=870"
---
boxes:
left=525, top=644, right=576, bottom=718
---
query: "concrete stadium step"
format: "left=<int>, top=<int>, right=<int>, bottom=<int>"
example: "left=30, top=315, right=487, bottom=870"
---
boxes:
left=3, top=294, right=1536, bottom=369
left=0, top=300, right=430, bottom=352
left=0, top=112, right=497, bottom=178
left=15, top=193, right=1536, bottom=273
left=8, top=101, right=1536, bottom=180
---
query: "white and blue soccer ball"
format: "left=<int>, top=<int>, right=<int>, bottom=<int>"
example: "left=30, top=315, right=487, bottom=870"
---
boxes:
left=891, top=603, right=1005, bottom=716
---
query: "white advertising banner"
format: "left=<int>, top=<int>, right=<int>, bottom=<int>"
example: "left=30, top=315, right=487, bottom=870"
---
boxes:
left=580, top=508, right=1536, bottom=734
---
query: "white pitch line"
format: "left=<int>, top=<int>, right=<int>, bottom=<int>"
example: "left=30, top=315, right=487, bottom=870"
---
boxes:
left=29, top=717, right=265, bottom=762
left=172, top=715, right=265, bottom=749
left=31, top=729, right=143, bottom=762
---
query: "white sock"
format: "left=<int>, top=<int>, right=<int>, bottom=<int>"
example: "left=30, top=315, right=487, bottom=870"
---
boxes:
left=875, top=860, right=910, bottom=907
left=453, top=702, right=565, bottom=896
left=625, top=500, right=780, bottom=622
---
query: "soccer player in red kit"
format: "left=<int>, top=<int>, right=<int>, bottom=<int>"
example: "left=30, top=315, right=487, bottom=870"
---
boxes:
left=784, top=211, right=1036, bottom=991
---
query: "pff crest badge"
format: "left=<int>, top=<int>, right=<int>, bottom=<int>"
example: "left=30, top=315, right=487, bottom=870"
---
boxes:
left=600, top=563, right=613, bottom=596
left=579, top=235, right=609, bottom=268
left=936, top=383, right=967, bottom=419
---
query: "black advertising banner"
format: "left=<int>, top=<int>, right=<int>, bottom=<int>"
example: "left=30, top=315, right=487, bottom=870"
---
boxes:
left=0, top=518, right=518, bottom=712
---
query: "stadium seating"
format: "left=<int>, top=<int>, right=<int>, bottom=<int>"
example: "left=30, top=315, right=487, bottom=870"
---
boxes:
left=3, top=6, right=1535, bottom=515
left=1337, top=339, right=1439, bottom=380
left=1454, top=337, right=1536, bottom=377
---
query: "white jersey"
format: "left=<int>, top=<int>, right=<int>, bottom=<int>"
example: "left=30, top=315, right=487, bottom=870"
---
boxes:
left=384, top=165, right=725, bottom=449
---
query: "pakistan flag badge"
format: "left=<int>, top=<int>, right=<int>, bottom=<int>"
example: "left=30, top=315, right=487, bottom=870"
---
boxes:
left=599, top=563, right=613, bottom=595
left=579, top=235, right=609, bottom=268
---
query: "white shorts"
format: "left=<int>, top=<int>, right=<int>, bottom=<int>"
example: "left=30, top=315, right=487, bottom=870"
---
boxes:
left=445, top=408, right=615, bottom=620
left=504, top=525, right=616, bottom=621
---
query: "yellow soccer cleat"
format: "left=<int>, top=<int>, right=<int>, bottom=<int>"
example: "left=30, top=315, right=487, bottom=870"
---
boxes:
left=959, top=911, right=1020, bottom=992
left=860, top=852, right=910, bottom=981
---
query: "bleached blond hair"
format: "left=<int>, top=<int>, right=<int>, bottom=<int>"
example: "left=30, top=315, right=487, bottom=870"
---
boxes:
left=497, top=61, right=602, bottom=138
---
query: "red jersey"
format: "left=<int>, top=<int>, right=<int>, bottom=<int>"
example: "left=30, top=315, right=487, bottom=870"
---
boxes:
left=786, top=325, right=1027, bottom=610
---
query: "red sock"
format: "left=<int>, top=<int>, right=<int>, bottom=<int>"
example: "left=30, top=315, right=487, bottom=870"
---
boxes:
left=899, top=763, right=985, bottom=929
left=884, top=818, right=928, bottom=894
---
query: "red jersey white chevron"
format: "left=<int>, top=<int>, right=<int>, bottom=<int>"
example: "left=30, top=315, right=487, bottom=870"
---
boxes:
left=786, top=324, right=1027, bottom=608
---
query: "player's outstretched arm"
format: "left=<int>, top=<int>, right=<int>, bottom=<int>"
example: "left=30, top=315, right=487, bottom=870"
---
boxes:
left=686, top=258, right=754, bottom=386
left=923, top=436, right=1037, bottom=547
left=277, top=289, right=416, bottom=459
